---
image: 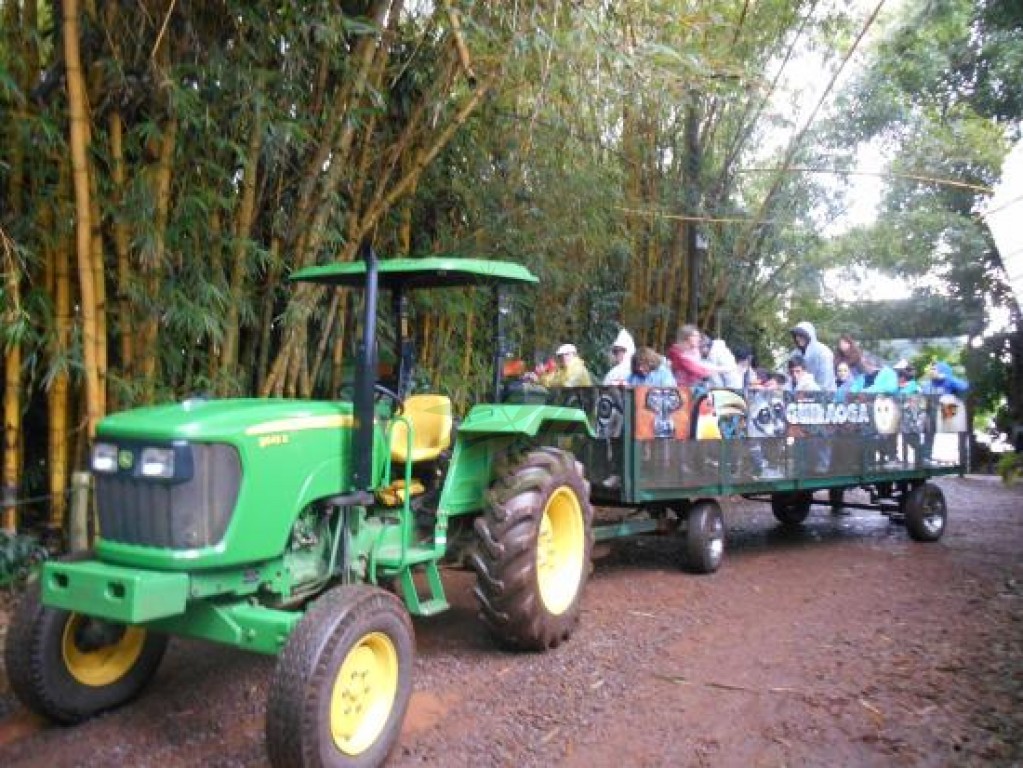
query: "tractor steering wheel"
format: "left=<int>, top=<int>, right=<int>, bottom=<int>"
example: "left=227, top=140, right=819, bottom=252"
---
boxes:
left=374, top=383, right=404, bottom=415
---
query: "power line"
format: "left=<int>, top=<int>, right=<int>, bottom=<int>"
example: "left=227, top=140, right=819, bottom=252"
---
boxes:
left=615, top=207, right=798, bottom=227
left=738, top=166, right=994, bottom=194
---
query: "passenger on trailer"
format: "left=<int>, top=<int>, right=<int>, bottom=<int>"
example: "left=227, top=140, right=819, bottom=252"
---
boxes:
left=894, top=361, right=921, bottom=395
left=789, top=321, right=836, bottom=390
left=835, top=334, right=868, bottom=377
left=525, top=343, right=594, bottom=387
left=667, top=324, right=734, bottom=387
left=627, top=347, right=676, bottom=387
left=788, top=354, right=821, bottom=392
left=921, top=361, right=969, bottom=396
left=603, top=329, right=636, bottom=385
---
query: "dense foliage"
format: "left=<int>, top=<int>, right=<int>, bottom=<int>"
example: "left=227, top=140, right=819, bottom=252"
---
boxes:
left=1, top=0, right=1020, bottom=533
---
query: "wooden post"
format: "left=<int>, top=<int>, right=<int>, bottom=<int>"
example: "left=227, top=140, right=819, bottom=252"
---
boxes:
left=69, top=471, right=91, bottom=553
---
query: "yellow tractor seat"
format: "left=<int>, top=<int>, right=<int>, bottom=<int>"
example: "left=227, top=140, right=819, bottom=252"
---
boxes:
left=390, top=394, right=453, bottom=464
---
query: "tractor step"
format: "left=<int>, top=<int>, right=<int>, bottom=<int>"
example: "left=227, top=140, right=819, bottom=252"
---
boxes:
left=397, top=560, right=449, bottom=617
left=413, top=598, right=449, bottom=617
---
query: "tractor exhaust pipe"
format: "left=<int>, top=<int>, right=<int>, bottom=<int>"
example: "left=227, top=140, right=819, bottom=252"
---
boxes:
left=352, top=242, right=378, bottom=491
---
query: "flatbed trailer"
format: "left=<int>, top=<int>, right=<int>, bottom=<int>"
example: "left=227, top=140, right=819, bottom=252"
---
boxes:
left=529, top=384, right=967, bottom=569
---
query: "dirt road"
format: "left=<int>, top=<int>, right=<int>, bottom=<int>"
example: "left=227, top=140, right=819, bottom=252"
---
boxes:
left=1, top=474, right=1021, bottom=767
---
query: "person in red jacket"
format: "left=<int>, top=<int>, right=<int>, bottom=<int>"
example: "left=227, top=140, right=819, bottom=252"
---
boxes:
left=666, top=324, right=731, bottom=386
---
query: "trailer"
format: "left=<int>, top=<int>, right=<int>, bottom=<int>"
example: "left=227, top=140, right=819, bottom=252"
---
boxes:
left=522, top=383, right=967, bottom=573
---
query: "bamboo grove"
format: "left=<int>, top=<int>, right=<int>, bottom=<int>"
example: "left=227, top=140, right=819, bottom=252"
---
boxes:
left=2, top=1, right=1019, bottom=536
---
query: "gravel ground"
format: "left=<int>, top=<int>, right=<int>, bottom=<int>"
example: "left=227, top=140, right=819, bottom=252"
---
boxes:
left=0, top=474, right=1021, bottom=767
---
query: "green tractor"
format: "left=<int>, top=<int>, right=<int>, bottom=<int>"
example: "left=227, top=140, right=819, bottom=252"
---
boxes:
left=6, top=250, right=596, bottom=767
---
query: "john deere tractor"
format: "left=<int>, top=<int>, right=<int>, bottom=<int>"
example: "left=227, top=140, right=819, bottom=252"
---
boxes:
left=5, top=250, right=596, bottom=767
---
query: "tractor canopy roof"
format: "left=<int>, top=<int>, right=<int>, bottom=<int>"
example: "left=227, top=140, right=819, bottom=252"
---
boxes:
left=290, top=256, right=538, bottom=289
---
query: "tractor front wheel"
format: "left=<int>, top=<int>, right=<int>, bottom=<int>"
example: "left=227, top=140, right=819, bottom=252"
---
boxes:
left=266, top=585, right=413, bottom=768
left=4, top=580, right=168, bottom=724
left=472, top=447, right=593, bottom=651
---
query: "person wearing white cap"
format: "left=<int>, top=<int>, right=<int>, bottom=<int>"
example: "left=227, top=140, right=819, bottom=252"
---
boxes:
left=603, top=328, right=636, bottom=385
left=538, top=342, right=593, bottom=387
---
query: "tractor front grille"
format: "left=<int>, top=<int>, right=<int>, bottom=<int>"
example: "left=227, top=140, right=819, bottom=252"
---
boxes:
left=96, top=443, right=241, bottom=549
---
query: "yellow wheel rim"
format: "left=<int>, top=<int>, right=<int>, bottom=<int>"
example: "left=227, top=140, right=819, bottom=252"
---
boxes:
left=536, top=486, right=585, bottom=616
left=62, top=614, right=145, bottom=687
left=329, top=631, right=399, bottom=756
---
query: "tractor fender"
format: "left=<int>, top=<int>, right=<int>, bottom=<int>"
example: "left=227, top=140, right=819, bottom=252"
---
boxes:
left=437, top=404, right=593, bottom=519
left=457, top=403, right=595, bottom=439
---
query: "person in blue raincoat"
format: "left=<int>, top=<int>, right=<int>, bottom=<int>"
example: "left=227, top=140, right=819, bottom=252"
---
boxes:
left=627, top=347, right=676, bottom=386
left=921, top=361, right=968, bottom=396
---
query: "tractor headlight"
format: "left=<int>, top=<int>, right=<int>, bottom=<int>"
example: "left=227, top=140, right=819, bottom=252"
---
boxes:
left=140, top=447, right=176, bottom=478
left=91, top=443, right=119, bottom=473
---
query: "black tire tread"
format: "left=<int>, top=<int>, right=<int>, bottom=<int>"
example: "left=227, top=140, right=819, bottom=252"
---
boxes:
left=266, top=585, right=413, bottom=768
left=771, top=491, right=812, bottom=526
left=471, top=447, right=593, bottom=652
left=684, top=500, right=725, bottom=574
left=904, top=482, right=947, bottom=542
left=4, top=579, right=168, bottom=724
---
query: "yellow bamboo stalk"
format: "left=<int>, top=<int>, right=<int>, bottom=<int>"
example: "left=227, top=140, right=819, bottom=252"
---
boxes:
left=285, top=326, right=306, bottom=399
left=207, top=209, right=223, bottom=383
left=440, top=0, right=476, bottom=84
left=140, top=115, right=178, bottom=402
left=257, top=236, right=282, bottom=394
left=420, top=312, right=433, bottom=372
left=220, top=107, right=262, bottom=391
left=265, top=0, right=392, bottom=396
left=89, top=179, right=107, bottom=415
left=330, top=291, right=348, bottom=397
left=462, top=307, right=474, bottom=381
left=109, top=110, right=134, bottom=387
left=348, top=72, right=498, bottom=249
left=49, top=209, right=71, bottom=531
left=64, top=0, right=102, bottom=438
left=309, top=292, right=340, bottom=394
left=2, top=227, right=22, bottom=532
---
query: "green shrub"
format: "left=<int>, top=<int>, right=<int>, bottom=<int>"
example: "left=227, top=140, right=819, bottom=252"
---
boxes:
left=997, top=452, right=1023, bottom=485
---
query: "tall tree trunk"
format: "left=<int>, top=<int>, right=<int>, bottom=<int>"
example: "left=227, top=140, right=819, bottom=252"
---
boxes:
left=63, top=0, right=102, bottom=438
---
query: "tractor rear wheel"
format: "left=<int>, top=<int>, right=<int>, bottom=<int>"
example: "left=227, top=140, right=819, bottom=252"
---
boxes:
left=471, top=447, right=593, bottom=651
left=771, top=491, right=813, bottom=526
left=4, top=579, right=168, bottom=724
left=266, top=585, right=413, bottom=768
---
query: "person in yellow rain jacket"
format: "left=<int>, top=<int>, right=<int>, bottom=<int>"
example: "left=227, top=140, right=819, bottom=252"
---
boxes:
left=537, top=343, right=594, bottom=387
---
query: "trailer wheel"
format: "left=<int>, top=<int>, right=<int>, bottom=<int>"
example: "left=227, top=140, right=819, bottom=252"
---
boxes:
left=4, top=579, right=168, bottom=724
left=471, top=447, right=593, bottom=651
left=903, top=482, right=947, bottom=542
left=266, top=585, right=413, bottom=768
left=771, top=491, right=812, bottom=526
left=684, top=500, right=725, bottom=574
